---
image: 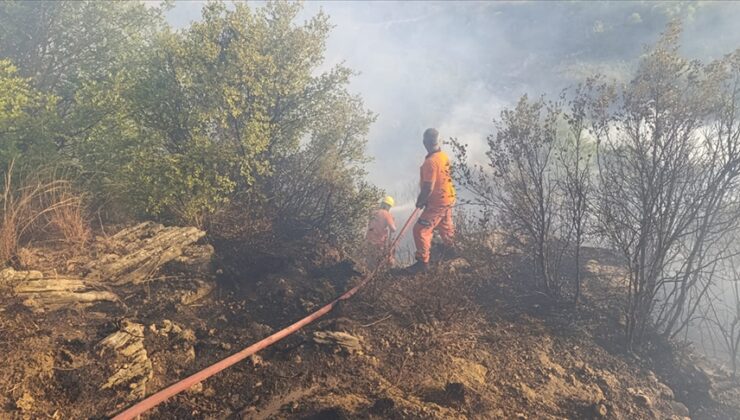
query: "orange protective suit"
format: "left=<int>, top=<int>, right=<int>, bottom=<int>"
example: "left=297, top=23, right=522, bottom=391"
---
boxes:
left=413, top=150, right=456, bottom=263
left=366, top=208, right=396, bottom=267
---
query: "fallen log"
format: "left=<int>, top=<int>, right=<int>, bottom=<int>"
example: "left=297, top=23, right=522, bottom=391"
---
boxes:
left=98, top=321, right=153, bottom=399
left=1, top=268, right=117, bottom=312
left=86, top=222, right=206, bottom=285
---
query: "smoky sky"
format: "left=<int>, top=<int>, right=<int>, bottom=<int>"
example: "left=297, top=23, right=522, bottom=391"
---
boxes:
left=164, top=1, right=740, bottom=209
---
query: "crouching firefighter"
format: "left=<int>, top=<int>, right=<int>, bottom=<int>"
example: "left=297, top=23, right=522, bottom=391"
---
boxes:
left=365, top=195, right=397, bottom=269
left=405, top=128, right=456, bottom=274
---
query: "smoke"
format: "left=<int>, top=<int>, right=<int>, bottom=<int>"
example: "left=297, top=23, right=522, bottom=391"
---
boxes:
left=163, top=1, right=740, bottom=209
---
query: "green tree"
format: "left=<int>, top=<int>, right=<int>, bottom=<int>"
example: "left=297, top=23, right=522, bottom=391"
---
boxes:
left=97, top=2, right=378, bottom=242
left=0, top=1, right=378, bottom=248
left=0, top=60, right=57, bottom=169
left=0, top=0, right=164, bottom=178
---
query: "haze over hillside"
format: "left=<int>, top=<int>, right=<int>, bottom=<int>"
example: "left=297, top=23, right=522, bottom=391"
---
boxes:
left=3, top=1, right=740, bottom=418
left=166, top=1, right=740, bottom=206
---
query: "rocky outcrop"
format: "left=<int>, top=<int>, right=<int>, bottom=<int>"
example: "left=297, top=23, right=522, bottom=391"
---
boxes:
left=86, top=222, right=207, bottom=285
left=0, top=223, right=213, bottom=312
left=2, top=268, right=116, bottom=312
left=97, top=321, right=153, bottom=399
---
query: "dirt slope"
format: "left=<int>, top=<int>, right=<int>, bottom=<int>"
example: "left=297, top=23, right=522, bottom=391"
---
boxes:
left=0, top=225, right=738, bottom=419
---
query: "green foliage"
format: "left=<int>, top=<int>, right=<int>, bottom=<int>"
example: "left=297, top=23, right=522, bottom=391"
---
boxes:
left=0, top=1, right=378, bottom=247
left=0, top=0, right=164, bottom=181
left=0, top=1, right=163, bottom=105
left=268, top=91, right=379, bottom=244
left=0, top=60, right=58, bottom=170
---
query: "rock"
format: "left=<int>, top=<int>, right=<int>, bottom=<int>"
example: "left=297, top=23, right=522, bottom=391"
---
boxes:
left=656, top=381, right=675, bottom=400
left=86, top=222, right=206, bottom=285
left=159, top=319, right=182, bottom=335
left=594, top=369, right=620, bottom=394
left=249, top=322, right=273, bottom=337
left=179, top=279, right=215, bottom=305
left=449, top=356, right=488, bottom=387
left=15, top=392, right=35, bottom=412
left=97, top=321, right=153, bottom=399
left=248, top=354, right=266, bottom=367
left=5, top=269, right=118, bottom=312
left=592, top=402, right=608, bottom=417
left=627, top=388, right=652, bottom=408
left=668, top=400, right=690, bottom=417
left=0, top=267, right=43, bottom=283
left=313, top=331, right=364, bottom=354
left=519, top=383, right=538, bottom=401
left=186, top=382, right=203, bottom=394
left=167, top=244, right=214, bottom=275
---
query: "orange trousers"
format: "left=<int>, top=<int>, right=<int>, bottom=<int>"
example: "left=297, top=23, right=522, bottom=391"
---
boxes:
left=413, top=205, right=454, bottom=263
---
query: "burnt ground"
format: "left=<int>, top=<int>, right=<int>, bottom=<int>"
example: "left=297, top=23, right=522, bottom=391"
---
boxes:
left=1, top=230, right=739, bottom=419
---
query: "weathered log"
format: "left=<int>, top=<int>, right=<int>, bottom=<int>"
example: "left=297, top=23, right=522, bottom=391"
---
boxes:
left=98, top=321, right=153, bottom=399
left=0, top=267, right=43, bottom=285
left=2, top=268, right=117, bottom=312
left=86, top=222, right=206, bottom=285
left=167, top=244, right=214, bottom=275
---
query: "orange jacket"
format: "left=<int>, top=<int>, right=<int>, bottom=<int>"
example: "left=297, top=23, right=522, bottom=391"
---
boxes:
left=420, top=150, right=456, bottom=208
left=366, top=208, right=396, bottom=245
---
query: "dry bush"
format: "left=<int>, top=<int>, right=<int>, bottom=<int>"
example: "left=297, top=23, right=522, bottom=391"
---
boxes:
left=0, top=161, right=90, bottom=262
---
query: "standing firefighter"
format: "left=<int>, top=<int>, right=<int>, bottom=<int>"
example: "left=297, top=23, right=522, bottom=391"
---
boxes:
left=405, top=128, right=456, bottom=273
left=365, top=196, right=397, bottom=269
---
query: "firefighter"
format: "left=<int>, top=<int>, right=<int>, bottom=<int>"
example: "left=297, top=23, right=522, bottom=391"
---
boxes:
left=405, top=128, right=456, bottom=274
left=365, top=195, right=397, bottom=269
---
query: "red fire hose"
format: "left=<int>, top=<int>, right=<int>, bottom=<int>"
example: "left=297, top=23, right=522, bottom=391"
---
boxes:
left=111, top=207, right=421, bottom=419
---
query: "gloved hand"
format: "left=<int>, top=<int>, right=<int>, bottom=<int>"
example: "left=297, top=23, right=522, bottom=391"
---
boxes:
left=415, top=199, right=426, bottom=209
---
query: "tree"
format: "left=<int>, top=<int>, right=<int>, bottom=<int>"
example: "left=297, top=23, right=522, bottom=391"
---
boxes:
left=0, top=60, right=57, bottom=170
left=557, top=79, right=613, bottom=304
left=452, top=96, right=567, bottom=295
left=593, top=22, right=740, bottom=348
left=0, top=1, right=165, bottom=200
left=0, top=1, right=163, bottom=112
left=700, top=253, right=740, bottom=379
left=88, top=2, right=378, bottom=243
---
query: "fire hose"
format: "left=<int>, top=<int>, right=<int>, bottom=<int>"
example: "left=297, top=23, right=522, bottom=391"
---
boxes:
left=111, top=207, right=421, bottom=419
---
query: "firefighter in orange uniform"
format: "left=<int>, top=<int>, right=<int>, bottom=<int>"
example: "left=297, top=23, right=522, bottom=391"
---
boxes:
left=365, top=196, right=397, bottom=269
left=405, top=128, right=456, bottom=273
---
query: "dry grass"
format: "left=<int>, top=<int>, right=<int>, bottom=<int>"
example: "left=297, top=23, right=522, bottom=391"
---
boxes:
left=45, top=188, right=91, bottom=248
left=0, top=161, right=90, bottom=263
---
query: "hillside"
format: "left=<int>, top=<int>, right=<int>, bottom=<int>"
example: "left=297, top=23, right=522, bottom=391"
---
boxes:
left=1, top=223, right=738, bottom=419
